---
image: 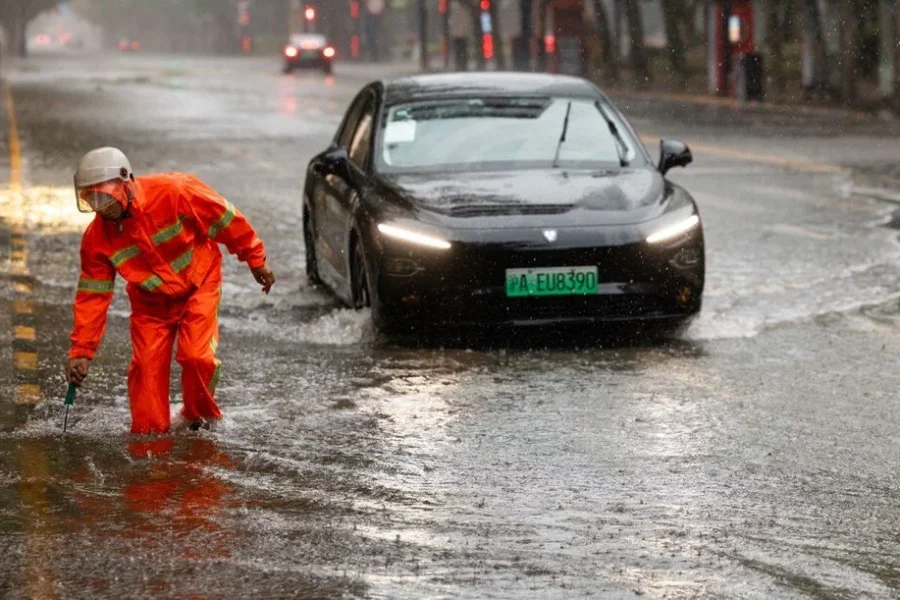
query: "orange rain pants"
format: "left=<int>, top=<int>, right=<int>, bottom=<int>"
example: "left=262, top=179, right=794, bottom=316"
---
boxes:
left=127, top=260, right=222, bottom=435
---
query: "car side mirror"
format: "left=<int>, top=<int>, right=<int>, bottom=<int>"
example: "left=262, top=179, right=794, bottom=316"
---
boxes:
left=658, top=139, right=692, bottom=175
left=318, top=147, right=353, bottom=180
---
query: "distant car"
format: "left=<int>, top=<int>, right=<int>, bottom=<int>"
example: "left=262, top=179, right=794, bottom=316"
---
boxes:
left=283, top=34, right=335, bottom=75
left=302, top=73, right=705, bottom=334
left=117, top=38, right=141, bottom=52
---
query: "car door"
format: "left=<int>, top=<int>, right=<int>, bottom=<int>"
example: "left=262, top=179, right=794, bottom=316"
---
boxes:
left=313, top=91, right=368, bottom=290
left=337, top=91, right=377, bottom=284
left=321, top=88, right=376, bottom=296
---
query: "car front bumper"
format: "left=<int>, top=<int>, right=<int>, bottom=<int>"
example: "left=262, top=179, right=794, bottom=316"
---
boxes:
left=371, top=230, right=705, bottom=330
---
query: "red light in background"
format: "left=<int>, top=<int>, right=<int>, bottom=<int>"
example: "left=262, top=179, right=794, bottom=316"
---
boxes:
left=242, top=35, right=252, bottom=53
left=544, top=34, right=556, bottom=54
left=131, top=40, right=141, bottom=51
left=438, top=0, right=448, bottom=14
left=350, top=0, right=359, bottom=18
left=304, top=6, right=316, bottom=20
left=480, top=0, right=490, bottom=10
left=482, top=33, right=493, bottom=60
left=351, top=35, right=360, bottom=58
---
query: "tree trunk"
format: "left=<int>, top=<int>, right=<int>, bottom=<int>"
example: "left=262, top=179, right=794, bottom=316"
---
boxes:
left=838, top=0, right=857, bottom=106
left=592, top=0, right=618, bottom=81
left=781, top=0, right=798, bottom=44
left=419, top=0, right=430, bottom=71
left=681, top=0, right=699, bottom=45
left=764, top=0, right=786, bottom=95
left=520, top=0, right=533, bottom=69
left=14, top=3, right=27, bottom=59
left=623, top=0, right=649, bottom=85
left=894, top=4, right=900, bottom=113
left=661, top=0, right=687, bottom=78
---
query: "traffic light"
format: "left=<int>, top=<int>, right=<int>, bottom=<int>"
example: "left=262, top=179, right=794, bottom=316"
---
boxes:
left=305, top=6, right=316, bottom=21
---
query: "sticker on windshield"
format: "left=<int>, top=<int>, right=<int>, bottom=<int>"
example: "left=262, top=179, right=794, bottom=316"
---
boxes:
left=384, top=120, right=417, bottom=144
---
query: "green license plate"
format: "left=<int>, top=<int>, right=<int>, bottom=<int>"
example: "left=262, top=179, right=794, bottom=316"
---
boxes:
left=505, top=266, right=598, bottom=297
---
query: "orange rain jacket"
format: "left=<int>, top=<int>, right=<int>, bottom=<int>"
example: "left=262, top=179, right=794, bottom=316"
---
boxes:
left=69, top=173, right=267, bottom=360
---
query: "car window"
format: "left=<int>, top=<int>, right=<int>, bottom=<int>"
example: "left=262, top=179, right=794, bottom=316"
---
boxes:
left=337, top=92, right=369, bottom=149
left=349, top=97, right=376, bottom=169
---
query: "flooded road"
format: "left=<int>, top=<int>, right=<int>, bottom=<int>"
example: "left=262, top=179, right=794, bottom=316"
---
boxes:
left=3, top=53, right=900, bottom=598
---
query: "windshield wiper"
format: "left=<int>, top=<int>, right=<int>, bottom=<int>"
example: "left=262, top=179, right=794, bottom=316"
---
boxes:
left=551, top=101, right=572, bottom=169
left=595, top=101, right=629, bottom=167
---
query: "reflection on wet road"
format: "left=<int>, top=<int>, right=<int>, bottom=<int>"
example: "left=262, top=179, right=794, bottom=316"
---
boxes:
left=2, top=54, right=900, bottom=598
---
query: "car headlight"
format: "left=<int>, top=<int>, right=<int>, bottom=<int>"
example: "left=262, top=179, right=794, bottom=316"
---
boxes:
left=377, top=223, right=451, bottom=250
left=646, top=214, right=699, bottom=244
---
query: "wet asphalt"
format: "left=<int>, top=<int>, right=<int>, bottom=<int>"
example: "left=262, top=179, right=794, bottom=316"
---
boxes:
left=2, top=52, right=900, bottom=599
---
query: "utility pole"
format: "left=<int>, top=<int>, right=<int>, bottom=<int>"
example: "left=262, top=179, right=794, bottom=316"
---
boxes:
left=419, top=0, right=429, bottom=70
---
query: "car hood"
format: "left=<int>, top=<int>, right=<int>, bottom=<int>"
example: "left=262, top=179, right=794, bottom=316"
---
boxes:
left=379, top=168, right=668, bottom=229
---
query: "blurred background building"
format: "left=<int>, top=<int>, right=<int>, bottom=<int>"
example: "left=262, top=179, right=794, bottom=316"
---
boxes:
left=6, top=1, right=900, bottom=112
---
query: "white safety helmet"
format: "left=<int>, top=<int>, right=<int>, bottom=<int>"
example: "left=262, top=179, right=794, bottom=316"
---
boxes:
left=74, top=147, right=135, bottom=213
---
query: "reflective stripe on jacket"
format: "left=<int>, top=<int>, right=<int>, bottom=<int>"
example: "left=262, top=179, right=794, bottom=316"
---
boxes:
left=69, top=173, right=266, bottom=359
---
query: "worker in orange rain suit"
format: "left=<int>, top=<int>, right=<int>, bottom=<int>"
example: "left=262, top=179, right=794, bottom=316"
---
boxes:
left=65, top=147, right=276, bottom=434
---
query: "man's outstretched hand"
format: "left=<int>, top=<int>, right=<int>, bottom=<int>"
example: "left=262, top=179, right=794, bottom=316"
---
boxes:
left=66, top=358, right=91, bottom=386
left=252, top=266, right=276, bottom=294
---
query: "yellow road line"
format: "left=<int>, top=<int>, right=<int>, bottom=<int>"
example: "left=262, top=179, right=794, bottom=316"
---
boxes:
left=3, top=82, right=21, bottom=192
left=14, top=351, right=38, bottom=370
left=15, top=384, right=41, bottom=405
left=14, top=325, right=35, bottom=341
left=12, top=299, right=32, bottom=314
left=640, top=134, right=846, bottom=174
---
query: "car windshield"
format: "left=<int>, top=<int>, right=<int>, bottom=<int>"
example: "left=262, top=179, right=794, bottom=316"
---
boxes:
left=377, top=96, right=643, bottom=174
left=290, top=34, right=326, bottom=48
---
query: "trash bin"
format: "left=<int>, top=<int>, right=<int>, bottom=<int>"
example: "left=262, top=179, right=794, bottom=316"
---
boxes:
left=452, top=37, right=469, bottom=71
left=735, top=52, right=764, bottom=102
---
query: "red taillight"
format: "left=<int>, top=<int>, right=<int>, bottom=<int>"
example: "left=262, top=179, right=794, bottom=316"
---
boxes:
left=544, top=35, right=556, bottom=54
left=118, top=40, right=128, bottom=51
left=482, top=33, right=493, bottom=60
left=323, top=46, right=335, bottom=58
left=285, top=46, right=298, bottom=58
left=131, top=40, right=141, bottom=51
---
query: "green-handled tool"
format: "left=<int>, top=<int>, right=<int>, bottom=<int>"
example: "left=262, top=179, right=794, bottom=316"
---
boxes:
left=63, top=382, right=76, bottom=432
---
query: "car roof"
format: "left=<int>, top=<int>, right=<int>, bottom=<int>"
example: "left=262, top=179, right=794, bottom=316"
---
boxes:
left=382, top=72, right=601, bottom=105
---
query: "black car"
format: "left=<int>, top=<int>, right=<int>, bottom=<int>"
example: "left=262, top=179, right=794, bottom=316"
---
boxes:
left=283, top=34, right=335, bottom=74
left=303, top=73, right=704, bottom=333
